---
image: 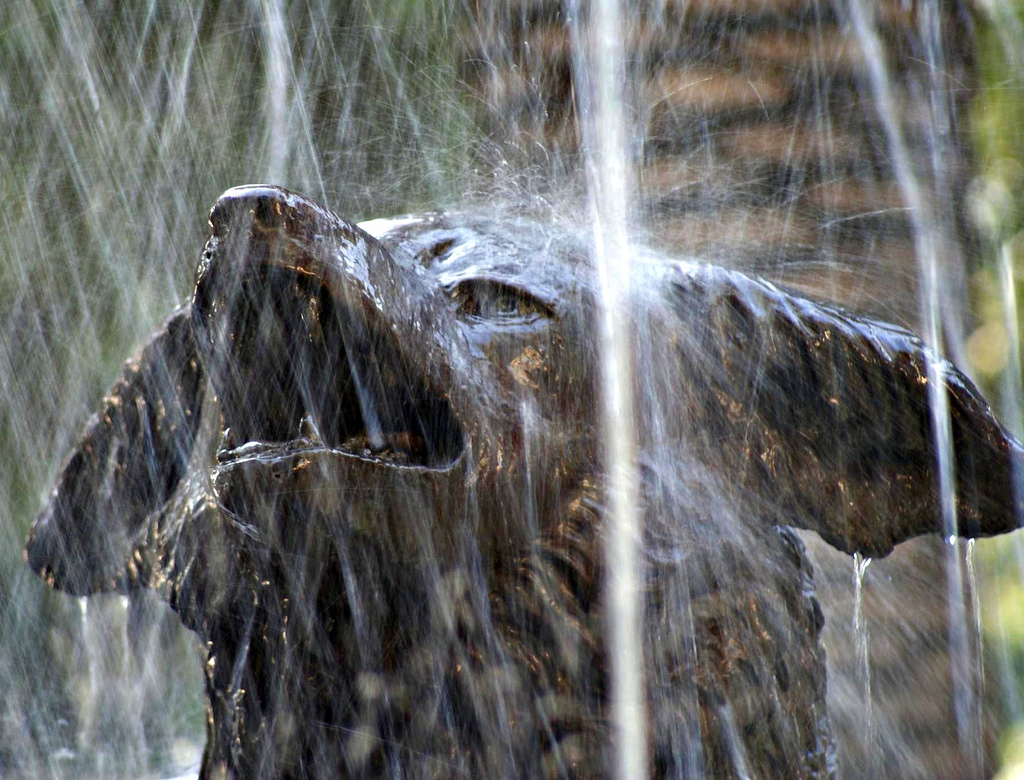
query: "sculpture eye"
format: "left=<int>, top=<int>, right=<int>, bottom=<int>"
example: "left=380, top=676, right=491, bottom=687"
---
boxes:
left=416, top=237, right=457, bottom=265
left=449, top=280, right=555, bottom=323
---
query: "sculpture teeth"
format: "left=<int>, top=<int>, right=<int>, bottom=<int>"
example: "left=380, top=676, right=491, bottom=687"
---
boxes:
left=216, top=427, right=236, bottom=461
left=299, top=414, right=325, bottom=444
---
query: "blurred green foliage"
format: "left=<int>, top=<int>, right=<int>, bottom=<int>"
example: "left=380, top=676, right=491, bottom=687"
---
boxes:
left=971, top=5, right=1024, bottom=778
left=968, top=5, right=1024, bottom=387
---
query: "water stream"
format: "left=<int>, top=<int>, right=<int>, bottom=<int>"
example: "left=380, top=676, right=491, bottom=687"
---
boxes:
left=851, top=553, right=875, bottom=776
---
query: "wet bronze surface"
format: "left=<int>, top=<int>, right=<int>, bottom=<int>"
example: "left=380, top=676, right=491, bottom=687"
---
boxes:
left=26, top=186, right=1024, bottom=778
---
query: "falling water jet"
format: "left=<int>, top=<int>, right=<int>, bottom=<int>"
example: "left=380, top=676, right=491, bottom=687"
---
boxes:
left=997, top=243, right=1024, bottom=442
left=847, top=0, right=981, bottom=771
left=571, top=0, right=648, bottom=776
left=260, top=0, right=291, bottom=185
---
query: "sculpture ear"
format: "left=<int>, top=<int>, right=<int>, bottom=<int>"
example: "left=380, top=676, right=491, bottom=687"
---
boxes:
left=26, top=308, right=205, bottom=595
left=669, top=265, right=1024, bottom=558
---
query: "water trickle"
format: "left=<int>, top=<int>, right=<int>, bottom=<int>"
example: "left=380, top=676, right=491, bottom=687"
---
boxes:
left=946, top=538, right=986, bottom=778
left=347, top=354, right=387, bottom=453
left=967, top=540, right=986, bottom=709
left=852, top=553, right=876, bottom=775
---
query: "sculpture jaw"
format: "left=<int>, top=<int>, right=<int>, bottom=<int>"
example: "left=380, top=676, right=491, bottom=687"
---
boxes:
left=195, top=185, right=475, bottom=564
left=210, top=441, right=470, bottom=566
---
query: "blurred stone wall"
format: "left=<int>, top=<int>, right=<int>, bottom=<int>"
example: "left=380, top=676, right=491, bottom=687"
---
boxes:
left=462, top=1, right=979, bottom=316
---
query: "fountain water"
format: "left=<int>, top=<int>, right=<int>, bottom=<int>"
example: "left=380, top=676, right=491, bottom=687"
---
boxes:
left=3, top=1, right=1024, bottom=778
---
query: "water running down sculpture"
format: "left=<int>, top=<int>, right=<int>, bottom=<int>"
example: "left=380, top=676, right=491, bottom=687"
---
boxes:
left=25, top=185, right=1024, bottom=778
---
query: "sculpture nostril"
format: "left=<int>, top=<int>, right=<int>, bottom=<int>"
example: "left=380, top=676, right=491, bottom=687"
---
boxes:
left=251, top=195, right=283, bottom=230
left=208, top=185, right=288, bottom=237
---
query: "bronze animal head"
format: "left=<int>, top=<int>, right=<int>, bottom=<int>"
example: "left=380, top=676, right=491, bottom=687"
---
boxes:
left=26, top=186, right=1024, bottom=778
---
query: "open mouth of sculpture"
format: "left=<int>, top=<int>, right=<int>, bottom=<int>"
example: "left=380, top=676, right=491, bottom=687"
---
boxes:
left=200, top=260, right=464, bottom=472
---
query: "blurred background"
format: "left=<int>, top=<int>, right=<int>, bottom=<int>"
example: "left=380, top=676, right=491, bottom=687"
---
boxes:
left=2, top=1, right=1024, bottom=777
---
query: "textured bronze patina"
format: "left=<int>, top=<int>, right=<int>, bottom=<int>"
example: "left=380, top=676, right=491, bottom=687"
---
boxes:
left=26, top=186, right=1023, bottom=778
